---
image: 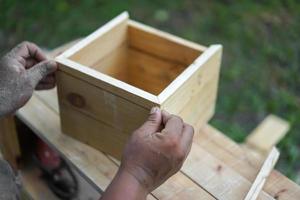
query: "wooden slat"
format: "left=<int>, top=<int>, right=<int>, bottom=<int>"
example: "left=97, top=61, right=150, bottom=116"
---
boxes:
left=161, top=45, right=222, bottom=127
left=56, top=58, right=160, bottom=108
left=57, top=71, right=149, bottom=133
left=67, top=12, right=129, bottom=66
left=244, top=147, right=279, bottom=200
left=128, top=48, right=186, bottom=95
left=128, top=20, right=205, bottom=65
left=196, top=125, right=300, bottom=199
left=245, top=115, right=290, bottom=153
left=182, top=142, right=274, bottom=200
left=92, top=43, right=129, bottom=82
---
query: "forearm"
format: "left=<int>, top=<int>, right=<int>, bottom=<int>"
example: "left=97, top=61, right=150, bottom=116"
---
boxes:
left=100, top=166, right=148, bottom=200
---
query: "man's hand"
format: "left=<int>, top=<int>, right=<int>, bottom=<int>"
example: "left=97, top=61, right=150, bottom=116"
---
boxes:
left=101, top=107, right=194, bottom=200
left=0, top=41, right=57, bottom=117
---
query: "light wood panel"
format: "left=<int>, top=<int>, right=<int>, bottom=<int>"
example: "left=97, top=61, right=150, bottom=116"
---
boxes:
left=92, top=43, right=129, bottom=82
left=69, top=12, right=128, bottom=67
left=57, top=71, right=149, bottom=133
left=161, top=45, right=222, bottom=127
left=128, top=48, right=186, bottom=95
left=244, top=148, right=279, bottom=200
left=56, top=58, right=160, bottom=108
left=128, top=20, right=205, bottom=65
left=182, top=143, right=274, bottom=200
left=60, top=104, right=129, bottom=159
left=196, top=125, right=300, bottom=199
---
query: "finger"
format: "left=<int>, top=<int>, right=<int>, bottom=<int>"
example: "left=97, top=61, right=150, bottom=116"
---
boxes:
left=161, top=110, right=171, bottom=125
left=27, top=60, right=57, bottom=88
left=25, top=58, right=37, bottom=69
left=39, top=74, right=56, bottom=84
left=162, top=114, right=184, bottom=137
left=11, top=41, right=46, bottom=62
left=137, top=107, right=162, bottom=134
left=180, top=123, right=194, bottom=152
left=35, top=82, right=56, bottom=90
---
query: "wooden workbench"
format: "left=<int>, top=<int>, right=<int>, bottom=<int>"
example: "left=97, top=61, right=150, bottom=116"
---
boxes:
left=11, top=88, right=299, bottom=200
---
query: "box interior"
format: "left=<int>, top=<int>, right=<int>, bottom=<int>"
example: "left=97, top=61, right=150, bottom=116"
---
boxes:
left=68, top=22, right=202, bottom=95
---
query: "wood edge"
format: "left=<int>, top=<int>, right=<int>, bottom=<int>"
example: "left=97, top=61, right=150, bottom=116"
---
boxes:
left=244, top=147, right=280, bottom=200
left=158, top=44, right=222, bottom=104
left=128, top=20, right=207, bottom=52
left=55, top=57, right=160, bottom=107
left=57, top=11, right=129, bottom=59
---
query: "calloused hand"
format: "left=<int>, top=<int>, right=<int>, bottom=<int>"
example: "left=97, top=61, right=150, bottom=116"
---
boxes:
left=101, top=108, right=194, bottom=200
left=0, top=41, right=57, bottom=117
left=121, top=107, right=194, bottom=191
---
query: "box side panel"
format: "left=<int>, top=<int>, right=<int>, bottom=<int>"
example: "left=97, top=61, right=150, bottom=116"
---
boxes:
left=92, top=43, right=128, bottom=82
left=59, top=104, right=128, bottom=159
left=57, top=71, right=151, bottom=134
left=128, top=48, right=186, bottom=95
left=161, top=46, right=222, bottom=127
left=68, top=13, right=128, bottom=67
left=128, top=20, right=205, bottom=65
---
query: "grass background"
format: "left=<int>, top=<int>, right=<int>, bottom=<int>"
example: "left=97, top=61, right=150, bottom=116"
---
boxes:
left=0, top=0, right=299, bottom=182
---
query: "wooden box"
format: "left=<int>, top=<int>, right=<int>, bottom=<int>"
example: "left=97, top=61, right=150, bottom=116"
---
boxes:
left=55, top=12, right=222, bottom=158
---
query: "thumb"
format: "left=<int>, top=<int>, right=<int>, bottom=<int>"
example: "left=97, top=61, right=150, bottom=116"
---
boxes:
left=138, top=107, right=162, bottom=134
left=27, top=60, right=57, bottom=88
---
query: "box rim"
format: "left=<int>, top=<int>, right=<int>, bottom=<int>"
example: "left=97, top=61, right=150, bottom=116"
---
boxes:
left=56, top=57, right=160, bottom=107
left=158, top=45, right=223, bottom=103
left=55, top=11, right=220, bottom=108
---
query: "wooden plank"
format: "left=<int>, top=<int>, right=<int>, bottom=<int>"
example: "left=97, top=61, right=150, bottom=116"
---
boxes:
left=61, top=12, right=129, bottom=62
left=245, top=115, right=290, bottom=152
left=182, top=142, right=274, bottom=200
left=128, top=48, right=186, bottom=95
left=244, top=147, right=279, bottom=200
left=128, top=20, right=206, bottom=65
left=92, top=43, right=129, bottom=82
left=160, top=45, right=222, bottom=127
left=196, top=125, right=300, bottom=199
left=0, top=116, right=21, bottom=170
left=56, top=58, right=160, bottom=108
left=57, top=71, right=149, bottom=133
left=60, top=103, right=129, bottom=159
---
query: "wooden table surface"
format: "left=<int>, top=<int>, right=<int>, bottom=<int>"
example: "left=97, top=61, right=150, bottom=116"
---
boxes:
left=15, top=88, right=300, bottom=200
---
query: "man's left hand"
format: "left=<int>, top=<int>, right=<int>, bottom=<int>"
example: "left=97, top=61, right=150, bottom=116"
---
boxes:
left=0, top=41, right=57, bottom=117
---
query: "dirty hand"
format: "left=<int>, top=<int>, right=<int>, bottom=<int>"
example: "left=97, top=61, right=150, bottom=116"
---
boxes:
left=101, top=108, right=194, bottom=200
left=0, top=41, right=57, bottom=117
left=122, top=108, right=194, bottom=191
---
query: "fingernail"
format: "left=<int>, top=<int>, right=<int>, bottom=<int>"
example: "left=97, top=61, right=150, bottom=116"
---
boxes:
left=150, top=107, right=160, bottom=114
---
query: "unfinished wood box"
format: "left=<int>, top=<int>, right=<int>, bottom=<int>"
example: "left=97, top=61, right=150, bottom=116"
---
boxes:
left=55, top=12, right=222, bottom=158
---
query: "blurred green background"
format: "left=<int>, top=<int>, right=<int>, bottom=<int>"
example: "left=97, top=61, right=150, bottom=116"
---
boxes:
left=0, top=0, right=299, bottom=182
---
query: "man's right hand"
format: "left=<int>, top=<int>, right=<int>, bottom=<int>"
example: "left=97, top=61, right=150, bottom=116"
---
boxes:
left=121, top=107, right=194, bottom=192
left=101, top=108, right=194, bottom=200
